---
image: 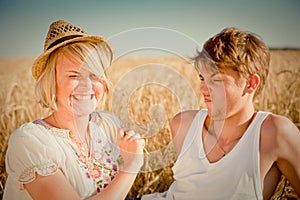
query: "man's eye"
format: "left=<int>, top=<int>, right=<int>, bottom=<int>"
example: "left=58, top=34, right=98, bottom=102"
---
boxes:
left=213, top=79, right=222, bottom=82
left=69, top=75, right=78, bottom=78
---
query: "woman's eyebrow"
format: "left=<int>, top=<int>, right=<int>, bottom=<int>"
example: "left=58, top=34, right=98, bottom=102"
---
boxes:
left=66, top=70, right=80, bottom=74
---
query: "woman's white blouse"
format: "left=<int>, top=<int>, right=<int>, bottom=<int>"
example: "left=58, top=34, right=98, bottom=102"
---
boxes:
left=3, top=111, right=120, bottom=200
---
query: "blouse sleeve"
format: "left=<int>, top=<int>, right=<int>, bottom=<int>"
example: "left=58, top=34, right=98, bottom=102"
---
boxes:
left=5, top=123, right=61, bottom=190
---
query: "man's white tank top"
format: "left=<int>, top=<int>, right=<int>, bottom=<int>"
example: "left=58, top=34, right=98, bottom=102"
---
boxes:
left=142, top=109, right=270, bottom=200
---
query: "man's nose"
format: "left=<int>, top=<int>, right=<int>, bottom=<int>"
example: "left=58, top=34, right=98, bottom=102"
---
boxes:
left=200, top=81, right=209, bottom=93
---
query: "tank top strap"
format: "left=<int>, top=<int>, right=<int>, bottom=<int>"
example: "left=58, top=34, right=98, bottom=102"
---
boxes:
left=249, top=111, right=270, bottom=143
left=249, top=111, right=271, bottom=197
left=177, top=109, right=207, bottom=159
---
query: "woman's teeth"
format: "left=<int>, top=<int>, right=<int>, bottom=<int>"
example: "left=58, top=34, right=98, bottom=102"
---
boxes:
left=73, top=95, right=92, bottom=100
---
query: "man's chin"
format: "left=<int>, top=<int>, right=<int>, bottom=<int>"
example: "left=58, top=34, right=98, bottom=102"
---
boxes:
left=208, top=109, right=226, bottom=121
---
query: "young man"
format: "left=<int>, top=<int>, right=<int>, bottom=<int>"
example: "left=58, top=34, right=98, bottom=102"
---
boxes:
left=142, top=27, right=300, bottom=199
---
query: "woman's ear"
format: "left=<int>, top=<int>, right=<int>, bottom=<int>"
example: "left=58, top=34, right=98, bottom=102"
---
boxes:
left=99, top=79, right=107, bottom=92
left=246, top=74, right=260, bottom=94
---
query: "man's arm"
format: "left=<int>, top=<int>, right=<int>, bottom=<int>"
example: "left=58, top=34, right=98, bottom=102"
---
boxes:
left=264, top=114, right=300, bottom=196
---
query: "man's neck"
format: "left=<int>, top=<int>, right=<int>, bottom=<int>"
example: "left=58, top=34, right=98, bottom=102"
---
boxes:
left=205, top=108, right=256, bottom=144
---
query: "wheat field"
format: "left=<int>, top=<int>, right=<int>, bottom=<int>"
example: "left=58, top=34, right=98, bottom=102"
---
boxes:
left=0, top=50, right=299, bottom=199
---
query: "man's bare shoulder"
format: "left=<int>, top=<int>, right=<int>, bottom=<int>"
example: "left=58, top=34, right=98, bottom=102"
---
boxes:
left=261, top=113, right=300, bottom=161
left=171, top=110, right=199, bottom=126
left=262, top=113, right=299, bottom=139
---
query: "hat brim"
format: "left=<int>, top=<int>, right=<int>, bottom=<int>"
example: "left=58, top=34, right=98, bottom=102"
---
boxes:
left=32, top=35, right=111, bottom=79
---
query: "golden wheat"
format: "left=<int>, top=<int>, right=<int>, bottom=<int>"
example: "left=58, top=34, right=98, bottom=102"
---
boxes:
left=0, top=50, right=299, bottom=199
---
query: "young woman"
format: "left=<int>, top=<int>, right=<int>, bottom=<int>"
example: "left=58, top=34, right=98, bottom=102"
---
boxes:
left=4, top=20, right=145, bottom=200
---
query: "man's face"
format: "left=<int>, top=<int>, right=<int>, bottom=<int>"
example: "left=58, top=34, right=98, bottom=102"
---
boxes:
left=198, top=67, right=247, bottom=120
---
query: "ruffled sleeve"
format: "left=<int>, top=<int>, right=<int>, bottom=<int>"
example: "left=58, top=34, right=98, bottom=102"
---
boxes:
left=5, top=122, right=62, bottom=190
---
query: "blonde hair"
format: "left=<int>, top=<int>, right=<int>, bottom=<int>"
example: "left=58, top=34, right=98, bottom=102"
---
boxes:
left=35, top=41, right=112, bottom=110
left=193, top=27, right=270, bottom=97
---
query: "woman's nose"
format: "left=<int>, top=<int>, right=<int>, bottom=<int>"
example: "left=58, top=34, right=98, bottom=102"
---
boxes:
left=77, top=76, right=93, bottom=89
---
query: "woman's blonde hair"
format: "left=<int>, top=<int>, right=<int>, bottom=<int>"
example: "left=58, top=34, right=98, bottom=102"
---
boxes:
left=35, top=41, right=112, bottom=110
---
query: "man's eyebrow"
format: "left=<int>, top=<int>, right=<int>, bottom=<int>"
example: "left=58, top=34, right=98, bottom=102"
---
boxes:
left=210, top=72, right=219, bottom=78
left=198, top=72, right=219, bottom=78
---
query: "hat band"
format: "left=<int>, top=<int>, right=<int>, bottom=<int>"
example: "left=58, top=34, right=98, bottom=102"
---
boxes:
left=46, top=35, right=83, bottom=50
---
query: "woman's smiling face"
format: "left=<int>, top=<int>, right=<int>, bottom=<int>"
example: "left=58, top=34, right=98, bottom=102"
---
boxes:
left=55, top=54, right=105, bottom=117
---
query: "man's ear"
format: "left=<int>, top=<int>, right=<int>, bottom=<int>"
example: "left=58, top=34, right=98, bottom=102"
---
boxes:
left=246, top=74, right=260, bottom=94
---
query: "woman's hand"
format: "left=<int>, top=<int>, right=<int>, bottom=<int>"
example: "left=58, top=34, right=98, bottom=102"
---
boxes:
left=117, top=128, right=145, bottom=173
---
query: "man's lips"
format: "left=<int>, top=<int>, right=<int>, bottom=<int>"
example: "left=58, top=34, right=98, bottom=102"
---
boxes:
left=203, top=96, right=212, bottom=103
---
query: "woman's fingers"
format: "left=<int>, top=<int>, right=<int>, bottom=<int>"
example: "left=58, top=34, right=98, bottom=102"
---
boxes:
left=120, top=129, right=141, bottom=141
left=118, top=128, right=125, bottom=138
left=124, top=130, right=135, bottom=140
left=118, top=128, right=145, bottom=151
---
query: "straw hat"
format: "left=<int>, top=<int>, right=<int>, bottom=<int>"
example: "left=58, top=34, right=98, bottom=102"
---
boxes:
left=32, top=20, right=111, bottom=79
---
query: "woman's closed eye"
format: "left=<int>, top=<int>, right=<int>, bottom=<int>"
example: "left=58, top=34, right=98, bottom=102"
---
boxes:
left=68, top=74, right=79, bottom=78
left=67, top=70, right=80, bottom=78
